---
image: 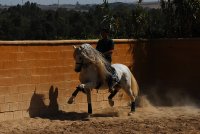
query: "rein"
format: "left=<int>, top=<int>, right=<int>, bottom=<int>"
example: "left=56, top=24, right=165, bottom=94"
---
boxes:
left=76, top=62, right=83, bottom=65
left=76, top=61, right=92, bottom=67
left=75, top=62, right=89, bottom=69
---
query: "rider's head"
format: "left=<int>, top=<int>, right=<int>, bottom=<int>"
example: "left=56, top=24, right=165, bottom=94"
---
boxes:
left=100, top=28, right=109, bottom=39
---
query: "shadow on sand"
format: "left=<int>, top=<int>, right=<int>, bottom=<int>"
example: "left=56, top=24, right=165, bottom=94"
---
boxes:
left=28, top=85, right=118, bottom=121
left=28, top=85, right=59, bottom=118
left=39, top=111, right=119, bottom=121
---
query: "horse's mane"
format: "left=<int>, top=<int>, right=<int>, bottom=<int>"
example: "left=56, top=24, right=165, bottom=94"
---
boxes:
left=75, top=43, right=112, bottom=82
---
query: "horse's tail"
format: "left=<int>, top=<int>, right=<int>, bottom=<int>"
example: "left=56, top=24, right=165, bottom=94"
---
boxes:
left=130, top=73, right=139, bottom=99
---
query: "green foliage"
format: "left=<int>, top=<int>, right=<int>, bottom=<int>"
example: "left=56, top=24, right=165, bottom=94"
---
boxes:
left=160, top=0, right=200, bottom=37
left=132, top=4, right=148, bottom=38
left=130, top=0, right=200, bottom=38
left=0, top=0, right=200, bottom=40
left=100, top=0, right=119, bottom=38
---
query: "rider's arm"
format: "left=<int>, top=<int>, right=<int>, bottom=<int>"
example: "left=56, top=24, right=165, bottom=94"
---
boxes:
left=103, top=50, right=113, bottom=55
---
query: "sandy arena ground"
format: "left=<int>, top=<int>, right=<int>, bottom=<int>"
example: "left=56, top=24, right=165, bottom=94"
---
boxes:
left=0, top=105, right=200, bottom=134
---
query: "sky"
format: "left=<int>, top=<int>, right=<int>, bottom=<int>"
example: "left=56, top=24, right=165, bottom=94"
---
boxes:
left=0, top=0, right=156, bottom=6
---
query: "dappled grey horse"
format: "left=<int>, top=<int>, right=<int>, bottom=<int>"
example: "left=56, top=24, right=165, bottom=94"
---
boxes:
left=68, top=43, right=139, bottom=116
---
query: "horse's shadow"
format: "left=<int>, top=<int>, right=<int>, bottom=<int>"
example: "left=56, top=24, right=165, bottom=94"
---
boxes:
left=28, top=85, right=59, bottom=118
left=28, top=86, right=118, bottom=121
left=43, top=112, right=119, bottom=121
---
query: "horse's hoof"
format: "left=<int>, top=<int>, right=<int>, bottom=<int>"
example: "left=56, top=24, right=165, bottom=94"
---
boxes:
left=128, top=111, right=135, bottom=116
left=109, top=99, right=114, bottom=107
left=67, top=97, right=75, bottom=104
left=84, top=114, right=92, bottom=121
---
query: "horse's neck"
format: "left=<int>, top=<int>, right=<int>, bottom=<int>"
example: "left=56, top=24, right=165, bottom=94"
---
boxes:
left=80, top=63, right=109, bottom=88
left=81, top=64, right=97, bottom=73
left=79, top=64, right=98, bottom=82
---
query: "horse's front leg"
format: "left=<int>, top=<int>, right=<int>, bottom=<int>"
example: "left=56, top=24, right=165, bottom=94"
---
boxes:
left=68, top=81, right=96, bottom=104
left=77, top=82, right=96, bottom=116
left=67, top=87, right=82, bottom=104
left=85, top=88, right=92, bottom=115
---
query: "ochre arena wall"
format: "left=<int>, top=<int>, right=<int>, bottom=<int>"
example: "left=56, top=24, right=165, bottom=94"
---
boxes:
left=0, top=39, right=133, bottom=121
left=0, top=38, right=199, bottom=121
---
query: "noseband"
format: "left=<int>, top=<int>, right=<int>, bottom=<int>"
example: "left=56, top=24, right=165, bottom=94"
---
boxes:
left=76, top=61, right=90, bottom=69
left=75, top=62, right=83, bottom=72
left=76, top=62, right=83, bottom=65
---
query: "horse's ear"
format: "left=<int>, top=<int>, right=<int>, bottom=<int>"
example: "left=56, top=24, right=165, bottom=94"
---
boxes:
left=73, top=45, right=77, bottom=49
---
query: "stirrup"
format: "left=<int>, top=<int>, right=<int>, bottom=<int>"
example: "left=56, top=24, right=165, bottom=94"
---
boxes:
left=114, top=75, right=120, bottom=82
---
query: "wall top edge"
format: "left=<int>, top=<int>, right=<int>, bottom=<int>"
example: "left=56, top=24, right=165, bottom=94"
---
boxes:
left=0, top=38, right=199, bottom=45
left=0, top=39, right=136, bottom=45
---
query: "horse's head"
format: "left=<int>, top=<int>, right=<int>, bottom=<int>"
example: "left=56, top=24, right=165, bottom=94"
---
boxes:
left=73, top=45, right=84, bottom=72
left=73, top=44, right=110, bottom=83
left=73, top=44, right=96, bottom=72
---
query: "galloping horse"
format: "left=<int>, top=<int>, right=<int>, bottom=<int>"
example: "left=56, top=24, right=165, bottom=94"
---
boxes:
left=68, top=43, right=139, bottom=116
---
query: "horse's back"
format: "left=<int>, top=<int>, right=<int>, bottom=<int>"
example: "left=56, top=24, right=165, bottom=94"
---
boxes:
left=112, top=63, right=131, bottom=74
left=111, top=63, right=132, bottom=82
left=112, top=63, right=139, bottom=96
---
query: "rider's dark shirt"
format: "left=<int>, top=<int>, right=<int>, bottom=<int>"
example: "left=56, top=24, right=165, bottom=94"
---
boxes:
left=96, top=38, right=114, bottom=63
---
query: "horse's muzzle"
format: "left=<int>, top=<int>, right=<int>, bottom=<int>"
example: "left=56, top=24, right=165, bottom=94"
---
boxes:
left=75, top=62, right=82, bottom=72
left=75, top=67, right=81, bottom=72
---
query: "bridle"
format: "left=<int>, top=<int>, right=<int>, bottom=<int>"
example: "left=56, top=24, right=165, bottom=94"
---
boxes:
left=76, top=61, right=90, bottom=69
left=76, top=62, right=83, bottom=65
left=75, top=62, right=84, bottom=72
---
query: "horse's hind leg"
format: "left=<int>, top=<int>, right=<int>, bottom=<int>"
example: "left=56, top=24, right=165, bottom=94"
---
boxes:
left=108, top=86, right=120, bottom=107
left=123, top=86, right=136, bottom=113
left=128, top=92, right=136, bottom=113
left=129, top=94, right=136, bottom=113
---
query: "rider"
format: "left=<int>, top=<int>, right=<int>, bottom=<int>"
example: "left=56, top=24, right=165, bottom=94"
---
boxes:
left=96, top=28, right=119, bottom=93
left=96, top=28, right=114, bottom=63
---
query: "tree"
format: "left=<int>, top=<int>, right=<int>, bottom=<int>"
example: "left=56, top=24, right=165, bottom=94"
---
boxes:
left=160, top=0, right=200, bottom=37
left=131, top=1, right=148, bottom=38
left=0, top=0, right=200, bottom=40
